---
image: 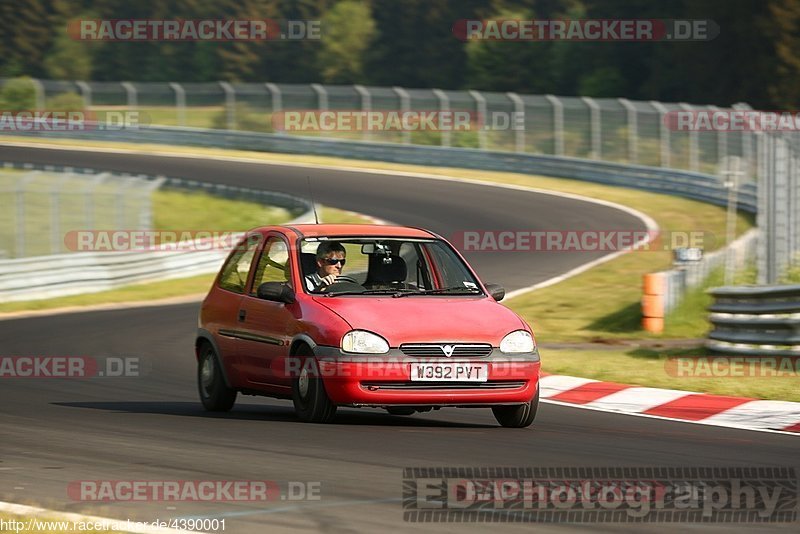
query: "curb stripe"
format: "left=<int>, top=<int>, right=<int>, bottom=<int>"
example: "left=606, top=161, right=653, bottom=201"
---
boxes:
left=539, top=373, right=800, bottom=434
left=549, top=381, right=630, bottom=405
left=643, top=394, right=752, bottom=421
left=584, top=387, right=691, bottom=413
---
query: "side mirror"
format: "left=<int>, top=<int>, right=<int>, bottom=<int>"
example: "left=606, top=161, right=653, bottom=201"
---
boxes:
left=257, top=282, right=296, bottom=304
left=484, top=283, right=505, bottom=302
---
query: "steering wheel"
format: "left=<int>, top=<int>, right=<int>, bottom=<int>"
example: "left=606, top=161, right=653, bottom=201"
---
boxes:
left=329, top=275, right=359, bottom=284
left=318, top=275, right=363, bottom=293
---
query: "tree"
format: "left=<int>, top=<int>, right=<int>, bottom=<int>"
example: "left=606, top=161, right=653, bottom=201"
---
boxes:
left=43, top=28, right=93, bottom=80
left=317, top=1, right=376, bottom=83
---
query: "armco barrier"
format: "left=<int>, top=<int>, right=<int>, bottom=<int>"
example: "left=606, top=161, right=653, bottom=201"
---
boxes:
left=4, top=126, right=757, bottom=215
left=707, top=284, right=800, bottom=356
left=0, top=242, right=234, bottom=302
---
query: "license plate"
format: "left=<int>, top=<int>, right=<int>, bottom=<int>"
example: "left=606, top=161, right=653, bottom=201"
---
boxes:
left=410, top=363, right=488, bottom=382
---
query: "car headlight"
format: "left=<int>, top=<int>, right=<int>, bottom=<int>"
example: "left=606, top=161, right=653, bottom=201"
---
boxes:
left=500, top=330, right=535, bottom=353
left=341, top=330, right=390, bottom=354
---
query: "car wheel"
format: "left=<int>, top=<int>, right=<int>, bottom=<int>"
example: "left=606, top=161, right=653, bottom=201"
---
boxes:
left=291, top=345, right=337, bottom=423
left=492, top=390, right=538, bottom=428
left=198, top=344, right=237, bottom=412
left=386, top=407, right=416, bottom=416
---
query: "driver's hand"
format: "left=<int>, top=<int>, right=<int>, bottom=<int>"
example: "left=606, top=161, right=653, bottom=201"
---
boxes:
left=321, top=274, right=338, bottom=286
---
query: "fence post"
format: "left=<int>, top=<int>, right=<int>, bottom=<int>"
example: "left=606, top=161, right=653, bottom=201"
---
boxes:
left=756, top=132, right=771, bottom=284
left=75, top=81, right=92, bottom=107
left=544, top=94, right=564, bottom=157
left=650, top=101, right=670, bottom=168
left=121, top=82, right=138, bottom=108
left=720, top=157, right=743, bottom=285
left=14, top=172, right=39, bottom=258
left=30, top=78, right=45, bottom=109
left=710, top=105, right=727, bottom=165
left=265, top=83, right=282, bottom=135
left=139, top=176, right=166, bottom=230
left=219, top=81, right=235, bottom=130
left=469, top=90, right=488, bottom=150
left=733, top=102, right=753, bottom=179
left=393, top=86, right=411, bottom=145
left=353, top=85, right=371, bottom=141
left=581, top=96, right=601, bottom=160
left=506, top=92, right=525, bottom=153
left=311, top=83, right=328, bottom=111
left=774, top=135, right=789, bottom=279
left=432, top=89, right=450, bottom=147
left=50, top=173, right=71, bottom=255
left=679, top=103, right=699, bottom=171
left=169, top=82, right=186, bottom=127
left=265, top=83, right=282, bottom=113
left=618, top=98, right=638, bottom=164
left=83, top=173, right=109, bottom=232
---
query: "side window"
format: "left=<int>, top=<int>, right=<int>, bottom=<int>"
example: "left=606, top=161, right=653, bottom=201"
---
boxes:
left=251, top=237, right=290, bottom=294
left=218, top=234, right=261, bottom=294
left=424, top=241, right=476, bottom=288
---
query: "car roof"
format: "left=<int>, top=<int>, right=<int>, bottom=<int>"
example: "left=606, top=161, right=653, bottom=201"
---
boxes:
left=272, top=224, right=437, bottom=239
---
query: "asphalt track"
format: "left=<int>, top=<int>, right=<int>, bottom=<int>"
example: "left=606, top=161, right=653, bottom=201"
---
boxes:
left=0, top=145, right=797, bottom=533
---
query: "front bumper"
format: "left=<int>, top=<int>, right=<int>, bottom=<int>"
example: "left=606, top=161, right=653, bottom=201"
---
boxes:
left=306, top=347, right=540, bottom=406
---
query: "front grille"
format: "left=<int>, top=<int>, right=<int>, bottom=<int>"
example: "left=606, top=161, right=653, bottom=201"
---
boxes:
left=361, top=381, right=526, bottom=390
left=399, top=343, right=493, bottom=358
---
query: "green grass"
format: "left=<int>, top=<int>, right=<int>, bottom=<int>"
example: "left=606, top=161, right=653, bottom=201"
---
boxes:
left=543, top=347, right=800, bottom=402
left=93, top=106, right=222, bottom=129
left=153, top=188, right=292, bottom=231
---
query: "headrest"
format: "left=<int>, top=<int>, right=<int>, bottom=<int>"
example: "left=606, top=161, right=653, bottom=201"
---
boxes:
left=300, top=252, right=318, bottom=276
left=367, top=254, right=407, bottom=283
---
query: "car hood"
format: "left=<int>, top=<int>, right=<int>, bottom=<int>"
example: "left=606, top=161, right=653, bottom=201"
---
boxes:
left=312, top=295, right=526, bottom=346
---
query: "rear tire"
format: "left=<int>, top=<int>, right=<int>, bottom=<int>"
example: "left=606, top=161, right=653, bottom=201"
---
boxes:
left=198, top=344, right=237, bottom=412
left=292, top=345, right=337, bottom=423
left=492, top=390, right=538, bottom=428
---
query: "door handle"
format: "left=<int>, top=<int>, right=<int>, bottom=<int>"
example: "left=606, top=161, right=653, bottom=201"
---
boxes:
left=238, top=309, right=247, bottom=321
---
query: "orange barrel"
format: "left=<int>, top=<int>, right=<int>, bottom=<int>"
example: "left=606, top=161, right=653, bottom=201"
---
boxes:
left=642, top=273, right=665, bottom=333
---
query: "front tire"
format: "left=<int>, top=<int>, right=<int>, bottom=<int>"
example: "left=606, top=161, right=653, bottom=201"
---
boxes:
left=198, top=344, right=237, bottom=412
left=291, top=345, right=337, bottom=423
left=492, top=390, right=538, bottom=428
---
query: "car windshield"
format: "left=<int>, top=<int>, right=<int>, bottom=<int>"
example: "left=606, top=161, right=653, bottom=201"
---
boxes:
left=299, top=237, right=483, bottom=296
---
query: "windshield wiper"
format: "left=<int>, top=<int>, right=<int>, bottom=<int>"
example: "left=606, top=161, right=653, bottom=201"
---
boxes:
left=407, top=286, right=483, bottom=296
left=321, top=288, right=418, bottom=297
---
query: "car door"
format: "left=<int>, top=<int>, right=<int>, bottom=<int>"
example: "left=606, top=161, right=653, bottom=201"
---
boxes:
left=237, top=234, right=298, bottom=390
left=206, top=232, right=262, bottom=385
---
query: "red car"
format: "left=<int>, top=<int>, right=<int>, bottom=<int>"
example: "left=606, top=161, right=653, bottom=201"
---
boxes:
left=196, top=224, right=540, bottom=427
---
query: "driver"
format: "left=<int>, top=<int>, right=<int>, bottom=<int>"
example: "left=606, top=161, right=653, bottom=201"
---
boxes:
left=305, top=241, right=347, bottom=291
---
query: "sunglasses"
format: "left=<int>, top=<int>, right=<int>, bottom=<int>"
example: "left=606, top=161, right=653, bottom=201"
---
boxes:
left=323, top=258, right=346, bottom=266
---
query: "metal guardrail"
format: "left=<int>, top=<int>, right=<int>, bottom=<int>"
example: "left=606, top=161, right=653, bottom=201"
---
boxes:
left=707, top=284, right=800, bottom=356
left=5, top=126, right=758, bottom=214
left=0, top=243, right=234, bottom=302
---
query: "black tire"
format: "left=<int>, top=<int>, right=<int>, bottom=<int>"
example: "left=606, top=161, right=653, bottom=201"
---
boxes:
left=492, top=390, right=538, bottom=428
left=198, top=344, right=237, bottom=412
left=386, top=407, right=416, bottom=416
left=291, top=345, right=337, bottom=423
